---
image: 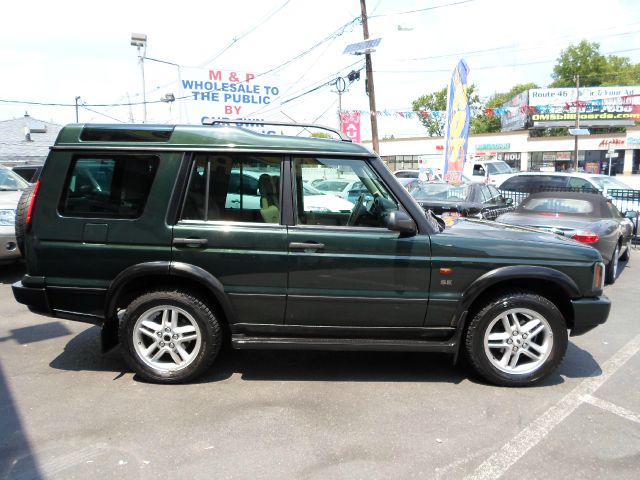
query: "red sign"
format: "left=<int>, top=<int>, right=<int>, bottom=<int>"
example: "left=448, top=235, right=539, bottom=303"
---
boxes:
left=340, top=111, right=361, bottom=143
left=598, top=138, right=625, bottom=148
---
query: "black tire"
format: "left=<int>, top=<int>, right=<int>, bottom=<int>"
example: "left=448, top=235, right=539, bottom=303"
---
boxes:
left=620, top=239, right=631, bottom=262
left=465, top=291, right=568, bottom=387
left=119, top=290, right=222, bottom=384
left=14, top=183, right=36, bottom=257
left=605, top=244, right=619, bottom=285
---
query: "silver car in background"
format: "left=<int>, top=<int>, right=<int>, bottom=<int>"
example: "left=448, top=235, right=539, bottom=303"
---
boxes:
left=0, top=165, right=29, bottom=263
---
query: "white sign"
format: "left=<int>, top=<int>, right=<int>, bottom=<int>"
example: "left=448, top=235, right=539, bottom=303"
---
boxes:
left=179, top=67, right=281, bottom=131
left=529, top=86, right=640, bottom=107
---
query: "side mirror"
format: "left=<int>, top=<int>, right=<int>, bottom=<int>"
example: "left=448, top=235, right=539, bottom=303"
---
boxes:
left=387, top=211, right=417, bottom=235
left=624, top=210, right=638, bottom=219
left=505, top=197, right=514, bottom=206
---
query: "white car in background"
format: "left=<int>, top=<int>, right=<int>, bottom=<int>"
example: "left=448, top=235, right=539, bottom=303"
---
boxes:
left=463, top=159, right=515, bottom=186
left=1, top=165, right=30, bottom=263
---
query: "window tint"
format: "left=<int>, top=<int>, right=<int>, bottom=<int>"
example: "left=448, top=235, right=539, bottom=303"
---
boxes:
left=294, top=157, right=398, bottom=228
left=180, top=154, right=282, bottom=224
left=59, top=155, right=158, bottom=218
left=567, top=177, right=592, bottom=189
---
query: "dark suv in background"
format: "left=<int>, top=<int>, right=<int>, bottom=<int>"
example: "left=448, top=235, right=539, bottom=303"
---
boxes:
left=13, top=122, right=610, bottom=386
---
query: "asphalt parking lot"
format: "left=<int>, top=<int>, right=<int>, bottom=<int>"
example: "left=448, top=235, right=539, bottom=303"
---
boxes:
left=1, top=255, right=639, bottom=480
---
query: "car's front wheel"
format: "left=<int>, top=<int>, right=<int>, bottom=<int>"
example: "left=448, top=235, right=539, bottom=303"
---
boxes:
left=119, top=290, right=222, bottom=383
left=465, top=292, right=568, bottom=387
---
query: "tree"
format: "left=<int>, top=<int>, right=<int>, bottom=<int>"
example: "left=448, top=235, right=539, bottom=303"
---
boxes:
left=551, top=40, right=607, bottom=87
left=551, top=40, right=640, bottom=87
left=412, top=86, right=448, bottom=136
left=412, top=84, right=481, bottom=136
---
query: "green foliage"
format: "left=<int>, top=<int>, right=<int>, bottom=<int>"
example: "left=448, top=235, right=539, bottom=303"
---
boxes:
left=310, top=132, right=332, bottom=139
left=412, top=84, right=482, bottom=137
left=412, top=83, right=539, bottom=136
left=551, top=40, right=640, bottom=87
left=412, top=86, right=448, bottom=136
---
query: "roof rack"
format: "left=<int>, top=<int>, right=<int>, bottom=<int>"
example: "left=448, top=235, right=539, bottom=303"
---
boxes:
left=203, top=119, right=352, bottom=142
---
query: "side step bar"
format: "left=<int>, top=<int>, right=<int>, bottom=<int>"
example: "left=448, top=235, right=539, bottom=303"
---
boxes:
left=231, top=335, right=458, bottom=353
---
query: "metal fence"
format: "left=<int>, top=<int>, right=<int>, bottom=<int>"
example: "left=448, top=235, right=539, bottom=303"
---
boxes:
left=498, top=186, right=640, bottom=244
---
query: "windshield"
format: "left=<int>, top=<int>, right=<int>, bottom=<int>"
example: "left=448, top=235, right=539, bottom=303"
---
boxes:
left=0, top=167, right=30, bottom=191
left=587, top=176, right=632, bottom=190
left=409, top=182, right=470, bottom=201
left=521, top=197, right=594, bottom=214
left=486, top=162, right=512, bottom=175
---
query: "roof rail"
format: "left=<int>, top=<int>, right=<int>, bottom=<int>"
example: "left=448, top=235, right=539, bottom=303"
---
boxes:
left=203, top=119, right=352, bottom=142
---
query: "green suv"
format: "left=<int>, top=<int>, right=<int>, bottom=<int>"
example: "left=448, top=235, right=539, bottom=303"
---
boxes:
left=13, top=122, right=610, bottom=386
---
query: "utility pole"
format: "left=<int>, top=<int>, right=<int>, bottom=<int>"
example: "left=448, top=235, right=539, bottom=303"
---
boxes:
left=75, top=96, right=81, bottom=123
left=360, top=0, right=379, bottom=153
left=335, top=77, right=346, bottom=130
left=573, top=74, right=580, bottom=171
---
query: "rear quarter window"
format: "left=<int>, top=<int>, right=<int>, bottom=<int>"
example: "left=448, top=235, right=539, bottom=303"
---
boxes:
left=58, top=155, right=158, bottom=218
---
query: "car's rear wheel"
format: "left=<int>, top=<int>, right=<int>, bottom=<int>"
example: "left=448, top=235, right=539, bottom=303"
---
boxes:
left=14, top=183, right=36, bottom=257
left=465, top=292, right=568, bottom=387
left=119, top=290, right=222, bottom=383
left=605, top=244, right=619, bottom=284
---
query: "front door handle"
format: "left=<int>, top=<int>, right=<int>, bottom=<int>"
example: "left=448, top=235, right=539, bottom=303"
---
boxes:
left=173, top=237, right=208, bottom=248
left=289, top=242, right=325, bottom=251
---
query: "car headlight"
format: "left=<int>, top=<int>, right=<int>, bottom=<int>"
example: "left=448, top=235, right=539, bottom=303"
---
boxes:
left=0, top=208, right=16, bottom=226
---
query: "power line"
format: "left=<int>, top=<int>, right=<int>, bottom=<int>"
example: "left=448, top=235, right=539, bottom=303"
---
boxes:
left=402, top=27, right=640, bottom=62
left=368, top=0, right=476, bottom=17
left=376, top=47, right=640, bottom=74
left=197, top=0, right=292, bottom=67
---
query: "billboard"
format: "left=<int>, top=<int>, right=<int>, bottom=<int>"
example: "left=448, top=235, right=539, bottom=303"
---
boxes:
left=529, top=86, right=640, bottom=127
left=500, top=90, right=529, bottom=131
left=443, top=60, right=471, bottom=183
left=179, top=67, right=281, bottom=133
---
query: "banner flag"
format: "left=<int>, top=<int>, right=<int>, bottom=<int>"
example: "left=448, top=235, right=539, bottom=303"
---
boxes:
left=340, top=111, right=361, bottom=143
left=443, top=60, right=471, bottom=183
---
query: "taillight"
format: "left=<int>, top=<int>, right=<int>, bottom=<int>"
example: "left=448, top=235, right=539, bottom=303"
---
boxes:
left=571, top=230, right=599, bottom=244
left=26, top=180, right=40, bottom=225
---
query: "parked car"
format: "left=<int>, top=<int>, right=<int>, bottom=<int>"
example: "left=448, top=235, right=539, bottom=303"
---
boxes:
left=497, top=171, right=634, bottom=192
left=463, top=159, right=515, bottom=186
left=13, top=122, right=611, bottom=387
left=12, top=164, right=44, bottom=183
left=0, top=165, right=30, bottom=263
left=498, top=172, right=640, bottom=212
left=496, top=191, right=633, bottom=284
left=394, top=168, right=443, bottom=181
left=310, top=178, right=363, bottom=199
left=405, top=180, right=514, bottom=222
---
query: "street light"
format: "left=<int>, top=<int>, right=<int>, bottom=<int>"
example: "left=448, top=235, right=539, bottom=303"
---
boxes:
left=131, top=33, right=147, bottom=123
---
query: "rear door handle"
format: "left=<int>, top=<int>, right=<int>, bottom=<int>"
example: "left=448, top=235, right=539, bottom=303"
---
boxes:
left=173, top=237, right=208, bottom=248
left=289, top=242, right=325, bottom=251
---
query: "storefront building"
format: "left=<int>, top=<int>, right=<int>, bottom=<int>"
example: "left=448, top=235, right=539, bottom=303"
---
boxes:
left=367, top=127, right=640, bottom=178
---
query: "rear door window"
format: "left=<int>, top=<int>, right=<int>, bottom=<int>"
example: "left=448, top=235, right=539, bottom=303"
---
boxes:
left=59, top=155, right=158, bottom=218
left=179, top=154, right=282, bottom=224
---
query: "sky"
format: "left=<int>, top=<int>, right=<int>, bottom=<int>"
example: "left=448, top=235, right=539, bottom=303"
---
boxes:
left=1, top=0, right=640, bottom=140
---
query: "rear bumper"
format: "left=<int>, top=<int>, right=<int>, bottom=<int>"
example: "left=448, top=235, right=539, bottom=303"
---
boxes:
left=12, top=279, right=52, bottom=316
left=570, top=296, right=611, bottom=336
